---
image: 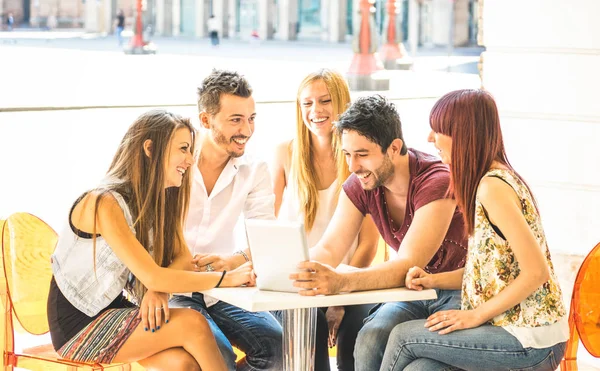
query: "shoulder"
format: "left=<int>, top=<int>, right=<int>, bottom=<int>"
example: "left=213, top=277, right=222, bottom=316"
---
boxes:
left=236, top=156, right=271, bottom=183
left=274, top=140, right=293, bottom=158
left=477, top=175, right=520, bottom=209
left=273, top=140, right=293, bottom=167
left=412, top=149, right=450, bottom=180
left=342, top=173, right=361, bottom=192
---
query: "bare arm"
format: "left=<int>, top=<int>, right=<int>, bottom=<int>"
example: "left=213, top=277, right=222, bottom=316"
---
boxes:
left=466, top=177, right=550, bottom=322
left=339, top=198, right=458, bottom=292
left=93, top=194, right=251, bottom=292
left=310, top=189, right=364, bottom=266
left=167, top=239, right=195, bottom=271
left=347, top=215, right=379, bottom=268
left=271, top=140, right=290, bottom=217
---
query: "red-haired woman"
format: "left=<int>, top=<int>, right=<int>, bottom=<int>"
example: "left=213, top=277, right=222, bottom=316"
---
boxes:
left=379, top=89, right=568, bottom=371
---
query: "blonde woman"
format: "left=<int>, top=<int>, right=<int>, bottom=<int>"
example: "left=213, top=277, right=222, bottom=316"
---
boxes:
left=272, top=69, right=379, bottom=371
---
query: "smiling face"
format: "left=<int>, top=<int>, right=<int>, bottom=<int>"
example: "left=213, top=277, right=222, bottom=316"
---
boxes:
left=342, top=130, right=395, bottom=190
left=427, top=130, right=453, bottom=164
left=299, top=79, right=334, bottom=139
left=164, top=128, right=194, bottom=188
left=202, top=93, right=256, bottom=158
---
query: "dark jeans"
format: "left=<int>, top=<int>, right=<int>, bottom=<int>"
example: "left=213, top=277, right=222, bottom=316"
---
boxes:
left=170, top=293, right=283, bottom=371
left=274, top=304, right=374, bottom=371
left=210, top=30, right=219, bottom=46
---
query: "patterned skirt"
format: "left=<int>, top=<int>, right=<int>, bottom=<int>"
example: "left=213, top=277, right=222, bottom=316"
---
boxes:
left=57, top=307, right=141, bottom=364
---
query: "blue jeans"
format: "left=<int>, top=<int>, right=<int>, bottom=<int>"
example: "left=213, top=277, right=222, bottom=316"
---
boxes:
left=116, top=26, right=123, bottom=45
left=380, top=320, right=566, bottom=371
left=354, top=289, right=461, bottom=371
left=170, top=293, right=283, bottom=371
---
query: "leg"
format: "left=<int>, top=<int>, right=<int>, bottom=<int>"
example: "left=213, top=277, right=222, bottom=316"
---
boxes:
left=427, top=290, right=462, bottom=315
left=381, top=320, right=565, bottom=371
left=403, top=358, right=462, bottom=371
left=335, top=304, right=375, bottom=371
left=209, top=300, right=283, bottom=370
left=315, top=308, right=331, bottom=371
left=138, top=347, right=201, bottom=371
left=113, top=308, right=226, bottom=371
left=354, top=300, right=429, bottom=371
left=170, top=293, right=237, bottom=369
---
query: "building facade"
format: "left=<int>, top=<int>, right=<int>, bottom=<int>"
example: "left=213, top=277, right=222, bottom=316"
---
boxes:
left=75, top=0, right=478, bottom=48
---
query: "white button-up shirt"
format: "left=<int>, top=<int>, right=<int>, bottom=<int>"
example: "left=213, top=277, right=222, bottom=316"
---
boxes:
left=184, top=154, right=275, bottom=257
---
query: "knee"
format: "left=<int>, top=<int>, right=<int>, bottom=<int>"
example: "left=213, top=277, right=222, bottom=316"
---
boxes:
left=356, top=317, right=393, bottom=347
left=168, top=353, right=201, bottom=371
left=177, top=309, right=212, bottom=339
left=354, top=319, right=393, bottom=362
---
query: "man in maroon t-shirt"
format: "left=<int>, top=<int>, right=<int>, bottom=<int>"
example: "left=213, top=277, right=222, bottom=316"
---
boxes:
left=289, top=95, right=468, bottom=370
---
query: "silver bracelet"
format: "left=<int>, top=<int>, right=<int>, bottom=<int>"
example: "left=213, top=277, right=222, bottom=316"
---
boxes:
left=234, top=250, right=250, bottom=262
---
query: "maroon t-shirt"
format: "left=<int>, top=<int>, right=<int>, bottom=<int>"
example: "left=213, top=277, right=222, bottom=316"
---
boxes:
left=342, top=148, right=467, bottom=273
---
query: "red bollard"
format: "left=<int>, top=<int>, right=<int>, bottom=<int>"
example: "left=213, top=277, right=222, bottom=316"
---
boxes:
left=379, top=0, right=412, bottom=70
left=346, top=0, right=390, bottom=91
left=124, top=0, right=157, bottom=54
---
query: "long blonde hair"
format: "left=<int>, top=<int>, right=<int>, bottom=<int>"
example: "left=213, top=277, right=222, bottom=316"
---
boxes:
left=92, top=110, right=195, bottom=302
left=291, top=69, right=351, bottom=231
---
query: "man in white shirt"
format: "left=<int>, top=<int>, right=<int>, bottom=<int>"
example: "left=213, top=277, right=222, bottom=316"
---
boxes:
left=170, top=69, right=282, bottom=370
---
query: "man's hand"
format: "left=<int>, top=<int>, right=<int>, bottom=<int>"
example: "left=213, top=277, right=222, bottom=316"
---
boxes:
left=289, top=261, right=347, bottom=296
left=193, top=253, right=244, bottom=272
left=425, top=309, right=486, bottom=335
left=326, top=306, right=345, bottom=348
left=405, top=266, right=435, bottom=291
left=139, top=290, right=170, bottom=332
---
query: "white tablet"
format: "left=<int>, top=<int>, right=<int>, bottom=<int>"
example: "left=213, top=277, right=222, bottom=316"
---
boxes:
left=245, top=219, right=309, bottom=293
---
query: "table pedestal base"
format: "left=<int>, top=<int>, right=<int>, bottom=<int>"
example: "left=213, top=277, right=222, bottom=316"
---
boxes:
left=282, top=307, right=317, bottom=371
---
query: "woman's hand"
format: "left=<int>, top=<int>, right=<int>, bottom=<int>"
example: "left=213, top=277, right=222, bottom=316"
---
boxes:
left=326, top=306, right=346, bottom=348
left=425, top=309, right=486, bottom=335
left=192, top=253, right=244, bottom=272
left=405, top=266, right=435, bottom=291
left=139, top=290, right=170, bottom=332
left=221, top=262, right=256, bottom=287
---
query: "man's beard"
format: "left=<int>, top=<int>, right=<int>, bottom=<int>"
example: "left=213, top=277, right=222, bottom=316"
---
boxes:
left=211, top=125, right=249, bottom=158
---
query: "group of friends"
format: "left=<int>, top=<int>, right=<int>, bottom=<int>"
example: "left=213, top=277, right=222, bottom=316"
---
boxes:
left=47, top=68, right=569, bottom=371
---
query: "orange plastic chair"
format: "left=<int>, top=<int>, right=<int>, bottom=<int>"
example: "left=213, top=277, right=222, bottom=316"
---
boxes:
left=560, top=241, right=600, bottom=370
left=1, top=212, right=142, bottom=370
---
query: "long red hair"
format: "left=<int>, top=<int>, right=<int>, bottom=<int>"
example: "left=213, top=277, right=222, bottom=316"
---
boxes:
left=429, top=89, right=513, bottom=236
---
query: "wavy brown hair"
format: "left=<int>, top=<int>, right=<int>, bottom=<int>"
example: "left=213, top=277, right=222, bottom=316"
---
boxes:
left=291, top=69, right=351, bottom=231
left=91, top=109, right=195, bottom=301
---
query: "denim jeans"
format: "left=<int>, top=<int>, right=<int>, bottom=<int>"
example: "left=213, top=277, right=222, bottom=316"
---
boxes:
left=380, top=320, right=566, bottom=371
left=116, top=26, right=123, bottom=45
left=170, top=293, right=283, bottom=371
left=354, top=289, right=461, bottom=371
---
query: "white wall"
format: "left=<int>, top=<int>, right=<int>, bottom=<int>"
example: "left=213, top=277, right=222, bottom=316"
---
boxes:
left=481, top=0, right=600, bottom=256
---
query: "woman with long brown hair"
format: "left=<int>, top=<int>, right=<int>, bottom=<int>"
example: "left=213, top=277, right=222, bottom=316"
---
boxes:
left=47, top=110, right=254, bottom=371
left=379, top=89, right=568, bottom=370
left=272, top=69, right=379, bottom=370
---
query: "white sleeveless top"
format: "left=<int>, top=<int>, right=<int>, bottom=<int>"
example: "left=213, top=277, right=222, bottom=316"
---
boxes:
left=279, top=154, right=358, bottom=264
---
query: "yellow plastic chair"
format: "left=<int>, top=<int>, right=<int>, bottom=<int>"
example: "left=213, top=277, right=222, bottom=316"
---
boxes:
left=560, top=241, right=600, bottom=370
left=1, top=212, right=142, bottom=370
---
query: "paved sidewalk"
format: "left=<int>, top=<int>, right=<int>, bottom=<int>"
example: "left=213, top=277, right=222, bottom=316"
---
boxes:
left=1, top=31, right=481, bottom=111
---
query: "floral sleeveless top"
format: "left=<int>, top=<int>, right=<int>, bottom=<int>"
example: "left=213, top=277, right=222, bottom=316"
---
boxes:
left=461, top=169, right=566, bottom=327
